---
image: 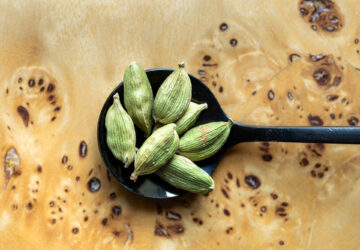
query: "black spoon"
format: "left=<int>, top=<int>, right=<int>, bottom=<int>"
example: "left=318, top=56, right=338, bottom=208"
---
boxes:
left=98, top=68, right=360, bottom=199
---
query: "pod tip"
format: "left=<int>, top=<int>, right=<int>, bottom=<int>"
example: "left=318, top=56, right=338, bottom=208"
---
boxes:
left=113, top=92, right=120, bottom=100
left=124, top=155, right=129, bottom=168
left=130, top=173, right=137, bottom=182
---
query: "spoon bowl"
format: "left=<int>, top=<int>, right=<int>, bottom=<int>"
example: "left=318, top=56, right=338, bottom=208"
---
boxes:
left=98, top=68, right=360, bottom=199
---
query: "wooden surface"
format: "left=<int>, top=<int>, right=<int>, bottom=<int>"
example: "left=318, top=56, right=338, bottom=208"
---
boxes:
left=1, top=0, right=360, bottom=249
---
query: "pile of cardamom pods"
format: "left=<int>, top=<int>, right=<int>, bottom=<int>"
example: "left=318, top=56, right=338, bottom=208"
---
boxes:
left=105, top=62, right=233, bottom=194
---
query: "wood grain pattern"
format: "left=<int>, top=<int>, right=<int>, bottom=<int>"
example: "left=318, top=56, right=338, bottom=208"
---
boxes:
left=1, top=0, right=360, bottom=249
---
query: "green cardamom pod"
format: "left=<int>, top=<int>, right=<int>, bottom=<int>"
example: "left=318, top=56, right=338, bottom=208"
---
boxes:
left=131, top=123, right=179, bottom=181
left=152, top=122, right=163, bottom=133
left=124, top=62, right=153, bottom=136
left=105, top=93, right=136, bottom=168
left=176, top=102, right=207, bottom=135
left=153, top=62, right=192, bottom=124
left=156, top=154, right=215, bottom=194
left=178, top=120, right=233, bottom=161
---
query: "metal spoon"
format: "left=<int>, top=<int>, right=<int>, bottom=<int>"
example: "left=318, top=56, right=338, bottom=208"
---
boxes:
left=98, top=68, right=360, bottom=199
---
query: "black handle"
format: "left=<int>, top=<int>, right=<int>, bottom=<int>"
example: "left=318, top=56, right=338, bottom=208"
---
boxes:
left=227, top=122, right=360, bottom=147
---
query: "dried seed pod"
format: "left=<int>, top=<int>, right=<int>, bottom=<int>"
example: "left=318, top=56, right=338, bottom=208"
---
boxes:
left=124, top=62, right=153, bottom=136
left=156, top=154, right=214, bottom=194
left=105, top=93, right=136, bottom=168
left=176, top=102, right=207, bottom=135
left=131, top=123, right=179, bottom=181
left=152, top=122, right=163, bottom=133
left=153, top=62, right=192, bottom=124
left=178, top=120, right=233, bottom=161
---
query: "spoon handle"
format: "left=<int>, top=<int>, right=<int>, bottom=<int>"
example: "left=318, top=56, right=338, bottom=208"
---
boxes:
left=228, top=122, right=360, bottom=146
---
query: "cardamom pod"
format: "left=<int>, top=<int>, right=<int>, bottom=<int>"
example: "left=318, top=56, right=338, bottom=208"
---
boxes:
left=156, top=154, right=214, bottom=194
left=152, top=122, right=163, bottom=133
left=124, top=62, right=153, bottom=136
left=176, top=102, right=207, bottom=135
left=178, top=120, right=233, bottom=161
left=153, top=62, right=192, bottom=124
left=131, top=123, right=179, bottom=181
left=105, top=93, right=136, bottom=168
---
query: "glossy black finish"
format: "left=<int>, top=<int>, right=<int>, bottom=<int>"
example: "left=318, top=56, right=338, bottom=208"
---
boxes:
left=98, top=68, right=360, bottom=199
left=227, top=124, right=360, bottom=147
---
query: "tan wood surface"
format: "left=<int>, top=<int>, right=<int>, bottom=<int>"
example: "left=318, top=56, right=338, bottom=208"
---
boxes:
left=1, top=1, right=360, bottom=249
